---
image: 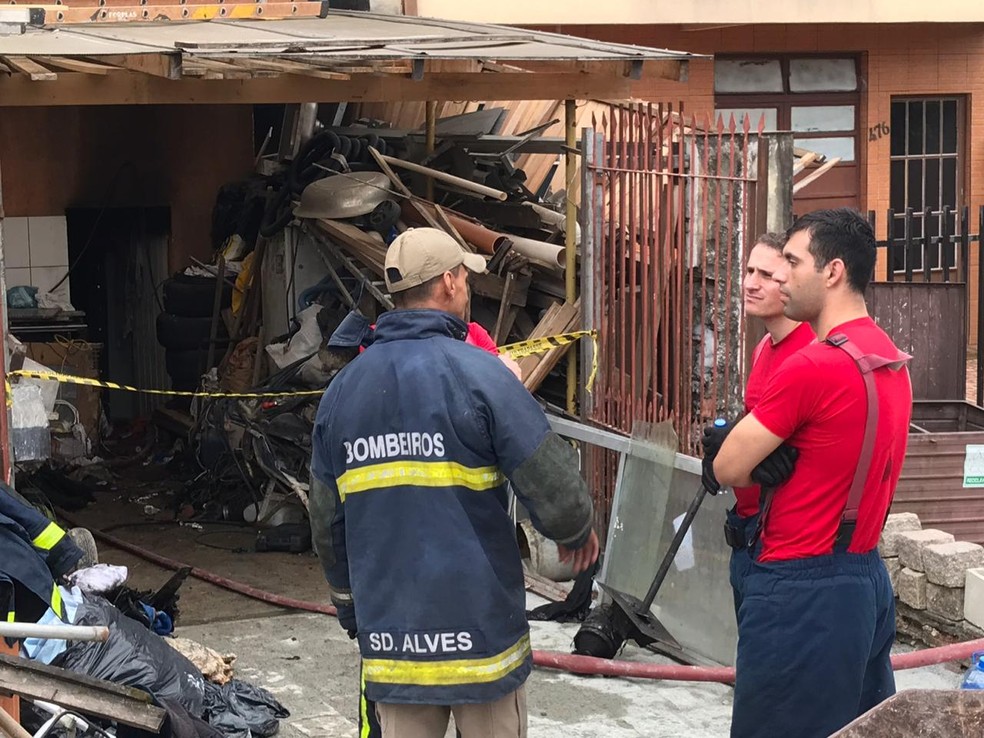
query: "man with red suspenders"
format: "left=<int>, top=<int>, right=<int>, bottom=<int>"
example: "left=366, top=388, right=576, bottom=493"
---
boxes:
left=717, top=233, right=814, bottom=616
left=705, top=209, right=912, bottom=738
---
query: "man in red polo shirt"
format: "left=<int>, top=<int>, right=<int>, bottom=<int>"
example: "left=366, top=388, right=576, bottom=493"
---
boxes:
left=709, top=209, right=912, bottom=738
left=722, top=233, right=814, bottom=616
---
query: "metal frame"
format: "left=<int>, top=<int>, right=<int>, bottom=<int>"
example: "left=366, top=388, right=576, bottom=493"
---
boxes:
left=888, top=95, right=967, bottom=274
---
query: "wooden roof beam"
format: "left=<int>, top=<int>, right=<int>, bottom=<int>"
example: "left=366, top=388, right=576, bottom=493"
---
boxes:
left=32, top=56, right=117, bottom=75
left=81, top=53, right=181, bottom=79
left=1, top=56, right=56, bottom=81
left=0, top=69, right=678, bottom=106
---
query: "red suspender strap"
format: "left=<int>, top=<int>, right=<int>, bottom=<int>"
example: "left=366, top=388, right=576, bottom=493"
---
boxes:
left=825, top=333, right=911, bottom=548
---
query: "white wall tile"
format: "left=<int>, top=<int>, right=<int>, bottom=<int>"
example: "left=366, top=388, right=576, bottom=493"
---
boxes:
left=5, top=267, right=31, bottom=288
left=30, top=266, right=71, bottom=303
left=27, top=216, right=69, bottom=268
left=2, top=218, right=30, bottom=269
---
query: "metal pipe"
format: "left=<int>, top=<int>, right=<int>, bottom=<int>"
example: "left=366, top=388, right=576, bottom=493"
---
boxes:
left=425, top=101, right=437, bottom=202
left=565, top=98, right=578, bottom=415
left=378, top=153, right=508, bottom=201
left=0, top=705, right=32, bottom=738
left=0, top=622, right=109, bottom=643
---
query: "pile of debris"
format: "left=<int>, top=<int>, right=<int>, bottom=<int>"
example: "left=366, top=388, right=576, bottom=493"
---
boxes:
left=161, top=104, right=590, bottom=535
left=0, top=482, right=288, bottom=737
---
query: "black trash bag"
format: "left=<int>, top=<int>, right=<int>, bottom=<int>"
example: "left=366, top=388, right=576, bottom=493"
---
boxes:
left=203, top=680, right=290, bottom=738
left=53, top=595, right=205, bottom=715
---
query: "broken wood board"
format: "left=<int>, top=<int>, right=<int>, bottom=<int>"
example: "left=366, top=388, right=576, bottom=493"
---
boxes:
left=524, top=571, right=568, bottom=603
left=519, top=298, right=581, bottom=392
left=314, top=219, right=388, bottom=275
left=0, top=654, right=165, bottom=732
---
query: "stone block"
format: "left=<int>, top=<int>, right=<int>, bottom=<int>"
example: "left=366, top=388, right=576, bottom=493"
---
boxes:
left=922, top=541, right=984, bottom=587
left=898, top=568, right=927, bottom=610
left=883, top=557, right=901, bottom=595
left=927, top=582, right=965, bottom=622
left=896, top=529, right=955, bottom=571
left=878, top=513, right=922, bottom=557
left=965, top=568, right=984, bottom=631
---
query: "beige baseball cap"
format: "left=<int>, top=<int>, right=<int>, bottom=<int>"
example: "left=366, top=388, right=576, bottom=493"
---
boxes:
left=384, top=227, right=487, bottom=293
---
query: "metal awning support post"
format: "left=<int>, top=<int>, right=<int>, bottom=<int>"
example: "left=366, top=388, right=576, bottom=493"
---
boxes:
left=565, top=98, right=577, bottom=414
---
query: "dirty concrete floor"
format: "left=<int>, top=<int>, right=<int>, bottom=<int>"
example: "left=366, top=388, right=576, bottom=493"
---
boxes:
left=65, top=489, right=965, bottom=737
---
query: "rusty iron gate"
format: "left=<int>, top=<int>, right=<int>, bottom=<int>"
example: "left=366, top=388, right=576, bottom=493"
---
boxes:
left=580, top=104, right=760, bottom=533
left=866, top=206, right=984, bottom=403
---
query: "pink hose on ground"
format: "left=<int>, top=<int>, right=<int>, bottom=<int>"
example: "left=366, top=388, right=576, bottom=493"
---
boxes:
left=73, top=516, right=984, bottom=684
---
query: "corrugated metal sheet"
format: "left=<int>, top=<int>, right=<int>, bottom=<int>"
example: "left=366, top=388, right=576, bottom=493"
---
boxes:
left=892, top=401, right=984, bottom=544
left=1, top=11, right=698, bottom=61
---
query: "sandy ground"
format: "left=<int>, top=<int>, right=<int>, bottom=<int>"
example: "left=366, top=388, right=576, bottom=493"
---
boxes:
left=173, top=594, right=963, bottom=738
left=66, top=491, right=966, bottom=737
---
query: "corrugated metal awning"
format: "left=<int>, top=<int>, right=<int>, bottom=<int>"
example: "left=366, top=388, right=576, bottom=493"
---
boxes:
left=0, top=8, right=697, bottom=83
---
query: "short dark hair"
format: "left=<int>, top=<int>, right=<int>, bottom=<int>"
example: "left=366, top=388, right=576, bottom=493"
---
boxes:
left=786, top=208, right=876, bottom=293
left=391, top=265, right=461, bottom=308
left=753, top=232, right=786, bottom=253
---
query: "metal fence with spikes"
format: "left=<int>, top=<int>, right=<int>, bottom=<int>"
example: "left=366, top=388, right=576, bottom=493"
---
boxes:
left=580, top=104, right=761, bottom=536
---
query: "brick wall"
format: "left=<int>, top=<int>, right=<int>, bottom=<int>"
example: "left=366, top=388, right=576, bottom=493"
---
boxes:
left=541, top=22, right=984, bottom=346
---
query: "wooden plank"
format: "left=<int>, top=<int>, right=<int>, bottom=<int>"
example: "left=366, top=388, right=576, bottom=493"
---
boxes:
left=83, top=53, right=180, bottom=79
left=183, top=55, right=263, bottom=79
left=0, top=655, right=165, bottom=732
left=0, top=643, right=18, bottom=723
left=30, top=56, right=115, bottom=76
left=44, top=2, right=327, bottom=23
left=0, top=70, right=649, bottom=107
left=520, top=299, right=581, bottom=392
left=211, top=55, right=350, bottom=80
left=1, top=56, right=56, bottom=81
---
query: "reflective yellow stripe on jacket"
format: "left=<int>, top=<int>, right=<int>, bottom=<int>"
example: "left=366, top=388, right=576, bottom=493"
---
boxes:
left=33, top=522, right=65, bottom=550
left=363, top=633, right=531, bottom=687
left=337, top=460, right=504, bottom=502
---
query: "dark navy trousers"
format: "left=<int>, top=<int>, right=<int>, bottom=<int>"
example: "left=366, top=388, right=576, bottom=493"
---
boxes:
left=731, top=550, right=896, bottom=738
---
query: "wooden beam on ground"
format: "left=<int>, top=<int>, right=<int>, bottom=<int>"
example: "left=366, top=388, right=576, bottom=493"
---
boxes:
left=31, top=56, right=116, bottom=76
left=0, top=655, right=165, bottom=732
left=1, top=56, right=56, bottom=81
left=83, top=53, right=180, bottom=79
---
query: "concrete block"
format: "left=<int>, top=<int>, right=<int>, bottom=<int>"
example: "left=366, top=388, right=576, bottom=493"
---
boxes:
left=927, top=582, right=965, bottom=622
left=965, top=568, right=984, bottom=631
left=883, top=557, right=901, bottom=595
left=898, top=568, right=927, bottom=610
left=896, top=529, right=955, bottom=571
left=878, top=513, right=922, bottom=557
left=923, top=541, right=984, bottom=587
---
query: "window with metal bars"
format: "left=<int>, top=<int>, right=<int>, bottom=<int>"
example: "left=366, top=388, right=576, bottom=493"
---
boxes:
left=889, top=97, right=964, bottom=272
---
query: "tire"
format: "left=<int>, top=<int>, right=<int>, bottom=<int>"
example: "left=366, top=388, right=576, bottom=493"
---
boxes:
left=156, top=313, right=228, bottom=351
left=162, top=274, right=232, bottom=318
left=165, top=347, right=227, bottom=382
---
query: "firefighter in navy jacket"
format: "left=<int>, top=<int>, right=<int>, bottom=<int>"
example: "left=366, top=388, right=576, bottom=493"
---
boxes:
left=310, top=228, right=598, bottom=737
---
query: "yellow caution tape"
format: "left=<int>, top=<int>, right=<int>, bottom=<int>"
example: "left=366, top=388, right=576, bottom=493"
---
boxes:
left=499, top=330, right=598, bottom=393
left=5, top=369, right=325, bottom=402
left=4, top=329, right=600, bottom=403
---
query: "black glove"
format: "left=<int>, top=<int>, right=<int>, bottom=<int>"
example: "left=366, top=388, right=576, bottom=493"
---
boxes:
left=337, top=603, right=358, bottom=638
left=700, top=421, right=734, bottom=461
left=751, top=444, right=799, bottom=488
left=702, top=455, right=722, bottom=495
left=699, top=421, right=733, bottom=496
